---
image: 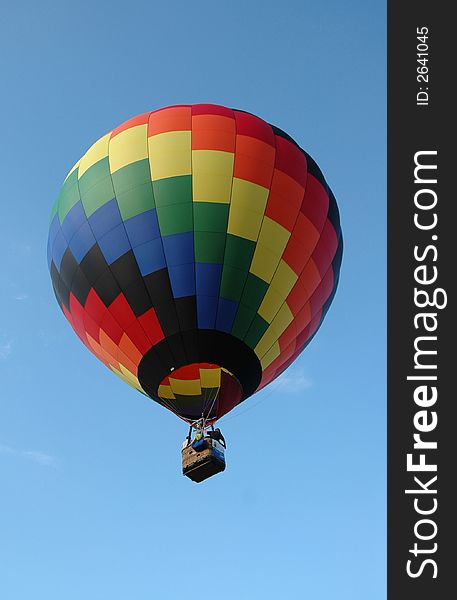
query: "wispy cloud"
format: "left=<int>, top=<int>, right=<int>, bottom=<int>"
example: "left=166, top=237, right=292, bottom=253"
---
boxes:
left=0, top=337, right=12, bottom=360
left=14, top=292, right=28, bottom=301
left=0, top=444, right=59, bottom=468
left=7, top=242, right=32, bottom=257
left=276, top=367, right=313, bottom=393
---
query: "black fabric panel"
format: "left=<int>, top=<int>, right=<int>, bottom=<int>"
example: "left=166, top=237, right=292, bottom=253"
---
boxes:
left=138, top=345, right=171, bottom=386
left=51, top=280, right=61, bottom=307
left=138, top=330, right=262, bottom=404
left=109, top=250, right=142, bottom=288
left=60, top=248, right=79, bottom=290
left=153, top=300, right=181, bottom=337
left=79, top=244, right=107, bottom=288
left=171, top=394, right=209, bottom=421
left=321, top=239, right=344, bottom=319
left=326, top=188, right=342, bottom=235
left=93, top=269, right=121, bottom=307
left=58, top=277, right=70, bottom=311
left=269, top=124, right=298, bottom=146
left=164, top=331, right=188, bottom=366
left=180, top=329, right=200, bottom=363
left=71, top=267, right=91, bottom=306
left=143, top=269, right=172, bottom=304
left=143, top=270, right=180, bottom=336
left=302, top=152, right=328, bottom=190
left=122, top=278, right=153, bottom=317
left=50, top=261, right=61, bottom=306
left=174, top=296, right=197, bottom=332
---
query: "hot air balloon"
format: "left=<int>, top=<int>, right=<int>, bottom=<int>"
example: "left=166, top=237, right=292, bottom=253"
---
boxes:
left=48, top=104, right=342, bottom=482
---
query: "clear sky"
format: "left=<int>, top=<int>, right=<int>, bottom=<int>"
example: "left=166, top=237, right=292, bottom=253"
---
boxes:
left=0, top=1, right=385, bottom=598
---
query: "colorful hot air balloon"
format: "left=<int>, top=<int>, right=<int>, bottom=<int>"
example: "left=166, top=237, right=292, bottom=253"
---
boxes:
left=48, top=104, right=342, bottom=429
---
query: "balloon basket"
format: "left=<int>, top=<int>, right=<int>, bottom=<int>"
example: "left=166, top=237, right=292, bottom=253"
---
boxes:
left=182, top=438, right=226, bottom=483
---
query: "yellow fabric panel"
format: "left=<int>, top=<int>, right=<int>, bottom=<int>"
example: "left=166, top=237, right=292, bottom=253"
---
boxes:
left=260, top=341, right=281, bottom=370
left=109, top=124, right=148, bottom=173
left=169, top=377, right=201, bottom=396
left=250, top=219, right=290, bottom=282
left=253, top=327, right=280, bottom=360
left=199, top=367, right=221, bottom=388
left=255, top=304, right=293, bottom=358
left=78, top=133, right=111, bottom=177
left=227, top=179, right=269, bottom=241
left=249, top=243, right=281, bottom=282
left=227, top=208, right=263, bottom=241
left=258, top=260, right=298, bottom=322
left=112, top=365, right=145, bottom=393
left=258, top=286, right=283, bottom=323
left=271, top=302, right=294, bottom=335
left=148, top=131, right=191, bottom=180
left=158, top=384, right=176, bottom=400
left=257, top=217, right=290, bottom=253
left=230, top=178, right=269, bottom=213
left=271, top=260, right=298, bottom=294
left=192, top=150, right=234, bottom=203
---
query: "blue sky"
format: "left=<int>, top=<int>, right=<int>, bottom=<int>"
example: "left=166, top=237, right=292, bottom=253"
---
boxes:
left=0, top=1, right=385, bottom=598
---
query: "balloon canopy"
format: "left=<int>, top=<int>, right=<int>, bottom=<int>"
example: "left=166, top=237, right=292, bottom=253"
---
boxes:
left=48, top=104, right=342, bottom=424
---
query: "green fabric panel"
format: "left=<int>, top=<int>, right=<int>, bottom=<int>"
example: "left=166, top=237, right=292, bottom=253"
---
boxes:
left=240, top=273, right=269, bottom=310
left=57, top=170, right=81, bottom=224
left=223, top=234, right=255, bottom=270
left=220, top=265, right=247, bottom=301
left=156, top=202, right=193, bottom=236
left=111, top=159, right=151, bottom=196
left=78, top=157, right=111, bottom=196
left=80, top=176, right=115, bottom=217
left=78, top=158, right=115, bottom=217
left=243, top=314, right=270, bottom=349
left=230, top=304, right=256, bottom=340
left=193, top=202, right=229, bottom=232
left=116, top=181, right=156, bottom=221
left=194, top=231, right=226, bottom=263
left=152, top=175, right=192, bottom=208
left=49, top=197, right=59, bottom=225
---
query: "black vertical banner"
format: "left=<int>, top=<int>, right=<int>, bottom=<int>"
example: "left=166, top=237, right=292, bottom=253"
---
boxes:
left=388, top=2, right=455, bottom=598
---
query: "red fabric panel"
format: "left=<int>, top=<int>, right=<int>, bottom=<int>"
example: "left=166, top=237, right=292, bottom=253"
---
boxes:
left=216, top=371, right=242, bottom=419
left=99, top=310, right=124, bottom=345
left=274, top=136, right=308, bottom=187
left=192, top=104, right=234, bottom=118
left=108, top=294, right=137, bottom=330
left=148, top=106, right=192, bottom=135
left=234, top=110, right=275, bottom=146
left=111, top=112, right=151, bottom=138
left=125, top=321, right=153, bottom=355
left=300, top=174, right=329, bottom=230
left=138, top=307, right=165, bottom=346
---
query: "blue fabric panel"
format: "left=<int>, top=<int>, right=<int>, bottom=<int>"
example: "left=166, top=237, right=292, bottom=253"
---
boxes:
left=88, top=198, right=122, bottom=239
left=52, top=228, right=67, bottom=271
left=68, top=221, right=96, bottom=264
left=61, top=201, right=86, bottom=242
left=195, top=263, right=222, bottom=297
left=98, top=223, right=131, bottom=265
left=215, top=297, right=239, bottom=332
left=133, top=238, right=166, bottom=276
left=162, top=232, right=194, bottom=267
left=47, top=214, right=60, bottom=268
left=124, top=209, right=160, bottom=247
left=168, top=263, right=196, bottom=298
left=197, top=295, right=218, bottom=329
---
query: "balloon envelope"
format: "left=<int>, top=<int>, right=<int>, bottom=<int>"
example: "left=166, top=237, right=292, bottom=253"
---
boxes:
left=48, top=104, right=342, bottom=423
